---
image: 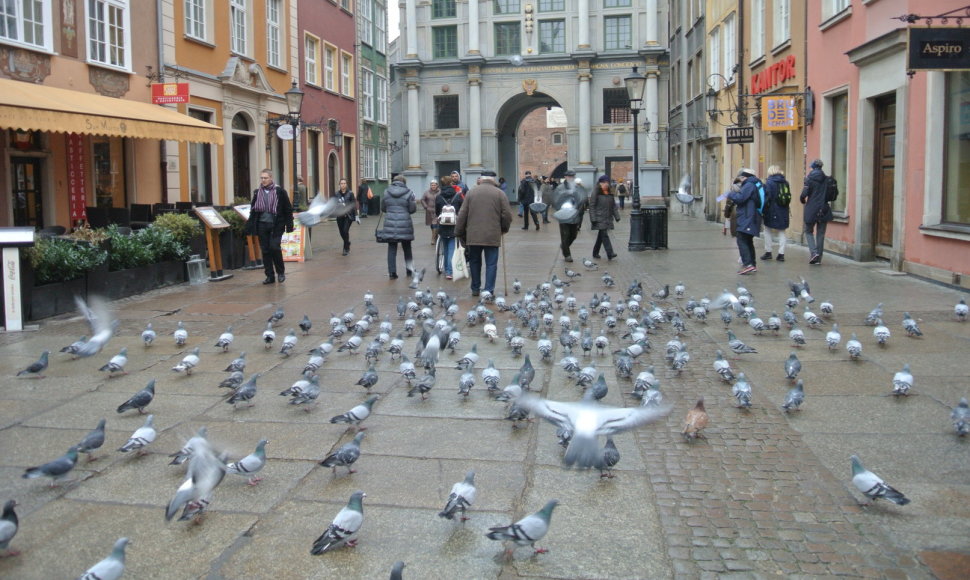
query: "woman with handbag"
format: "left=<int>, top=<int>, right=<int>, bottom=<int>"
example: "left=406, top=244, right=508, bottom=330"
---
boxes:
left=589, top=175, right=621, bottom=260
left=334, top=178, right=356, bottom=256
left=379, top=175, right=417, bottom=279
left=435, top=178, right=464, bottom=280
left=421, top=180, right=440, bottom=245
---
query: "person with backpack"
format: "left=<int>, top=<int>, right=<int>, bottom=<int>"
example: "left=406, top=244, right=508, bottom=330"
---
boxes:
left=727, top=168, right=763, bottom=275
left=800, top=158, right=834, bottom=265
left=435, top=176, right=464, bottom=280
left=517, top=171, right=540, bottom=230
left=616, top=180, right=629, bottom=210
left=760, top=165, right=791, bottom=262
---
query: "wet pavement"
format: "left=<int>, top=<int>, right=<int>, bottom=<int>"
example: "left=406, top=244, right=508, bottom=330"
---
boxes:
left=0, top=209, right=967, bottom=579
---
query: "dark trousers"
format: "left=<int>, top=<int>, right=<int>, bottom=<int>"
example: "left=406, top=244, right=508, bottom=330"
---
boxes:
left=360, top=199, right=369, bottom=216
left=804, top=220, right=828, bottom=258
left=593, top=229, right=615, bottom=258
left=523, top=207, right=539, bottom=228
left=336, top=217, right=352, bottom=251
left=467, top=245, right=499, bottom=293
left=257, top=220, right=284, bottom=279
left=618, top=196, right=626, bottom=209
left=736, top=231, right=757, bottom=267
left=559, top=223, right=580, bottom=258
left=387, top=241, right=413, bottom=276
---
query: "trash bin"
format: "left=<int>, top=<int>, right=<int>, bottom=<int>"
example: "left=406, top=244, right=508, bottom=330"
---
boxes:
left=644, top=205, right=668, bottom=250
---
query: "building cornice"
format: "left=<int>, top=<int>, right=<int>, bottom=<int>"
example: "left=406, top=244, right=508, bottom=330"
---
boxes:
left=846, top=28, right=907, bottom=68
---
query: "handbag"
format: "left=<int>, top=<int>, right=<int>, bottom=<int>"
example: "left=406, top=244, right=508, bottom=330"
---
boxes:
left=374, top=213, right=390, bottom=243
left=451, top=239, right=468, bottom=281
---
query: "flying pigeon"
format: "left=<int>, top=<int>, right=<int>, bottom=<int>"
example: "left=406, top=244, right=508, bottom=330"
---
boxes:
left=166, top=436, right=228, bottom=522
left=330, top=396, right=379, bottom=430
left=226, top=374, right=259, bottom=408
left=117, top=379, right=156, bottom=414
left=850, top=454, right=910, bottom=506
left=782, top=380, right=805, bottom=413
left=439, top=470, right=476, bottom=521
left=173, top=320, right=188, bottom=347
left=16, top=350, right=49, bottom=379
left=168, top=426, right=208, bottom=466
left=299, top=314, right=312, bottom=335
left=319, top=432, right=365, bottom=475
left=60, top=336, right=87, bottom=359
left=891, top=363, right=913, bottom=397
left=311, top=491, right=366, bottom=554
left=901, top=312, right=922, bottom=337
left=22, top=446, right=78, bottom=487
left=486, top=499, right=559, bottom=558
left=952, top=398, right=969, bottom=436
left=73, top=295, right=118, bottom=358
left=0, top=500, right=19, bottom=557
left=683, top=398, right=709, bottom=442
left=227, top=438, right=269, bottom=485
left=141, top=322, right=156, bottom=346
left=299, top=194, right=341, bottom=227
left=77, top=537, right=128, bottom=580
left=214, top=326, right=234, bottom=351
left=118, top=414, right=157, bottom=455
left=76, top=418, right=107, bottom=463
left=172, top=347, right=201, bottom=374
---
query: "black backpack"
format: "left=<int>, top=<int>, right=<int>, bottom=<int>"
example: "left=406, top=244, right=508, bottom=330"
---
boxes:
left=825, top=176, right=839, bottom=202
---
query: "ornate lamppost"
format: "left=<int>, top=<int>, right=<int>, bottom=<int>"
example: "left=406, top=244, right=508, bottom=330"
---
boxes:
left=624, top=67, right=647, bottom=251
left=285, top=80, right=305, bottom=204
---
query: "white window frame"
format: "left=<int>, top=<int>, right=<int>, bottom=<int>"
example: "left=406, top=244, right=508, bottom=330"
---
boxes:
left=87, top=0, right=131, bottom=71
left=823, top=0, right=850, bottom=22
left=341, top=52, right=353, bottom=96
left=363, top=145, right=376, bottom=179
left=773, top=0, right=790, bottom=48
left=0, top=0, right=53, bottom=52
left=324, top=44, right=336, bottom=91
left=361, top=68, right=374, bottom=121
left=375, top=1, right=386, bottom=53
left=183, top=0, right=206, bottom=41
left=378, top=147, right=389, bottom=179
left=266, top=0, right=281, bottom=68
left=230, top=0, right=248, bottom=56
left=750, top=0, right=764, bottom=61
left=359, top=0, right=373, bottom=46
left=709, top=26, right=720, bottom=80
left=376, top=74, right=387, bottom=125
left=305, top=34, right=319, bottom=86
left=723, top=13, right=736, bottom=84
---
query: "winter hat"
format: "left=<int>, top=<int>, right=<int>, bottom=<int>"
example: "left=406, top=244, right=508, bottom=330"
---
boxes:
left=598, top=175, right=610, bottom=183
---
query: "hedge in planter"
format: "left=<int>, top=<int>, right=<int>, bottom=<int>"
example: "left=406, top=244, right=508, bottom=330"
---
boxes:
left=27, top=237, right=107, bottom=285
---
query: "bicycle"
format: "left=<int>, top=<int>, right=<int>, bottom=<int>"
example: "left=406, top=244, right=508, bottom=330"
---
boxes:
left=435, top=234, right=447, bottom=275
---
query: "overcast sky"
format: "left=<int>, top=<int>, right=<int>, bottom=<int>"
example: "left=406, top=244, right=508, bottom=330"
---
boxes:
left=389, top=5, right=400, bottom=42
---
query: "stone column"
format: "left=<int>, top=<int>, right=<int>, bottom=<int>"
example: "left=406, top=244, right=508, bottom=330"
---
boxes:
left=468, top=0, right=480, bottom=54
left=645, top=0, right=658, bottom=45
left=469, top=76, right=482, bottom=167
left=407, top=81, right=421, bottom=169
left=405, top=0, right=417, bottom=58
left=645, top=70, right=660, bottom=163
left=578, top=66, right=591, bottom=165
left=577, top=0, right=590, bottom=49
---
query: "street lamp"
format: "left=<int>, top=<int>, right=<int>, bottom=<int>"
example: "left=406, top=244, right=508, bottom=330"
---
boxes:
left=624, top=66, right=646, bottom=252
left=285, top=80, right=304, bottom=202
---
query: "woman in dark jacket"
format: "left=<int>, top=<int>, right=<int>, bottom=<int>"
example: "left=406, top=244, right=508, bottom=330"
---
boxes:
left=727, top=168, right=762, bottom=275
left=434, top=184, right=464, bottom=279
left=334, top=178, right=357, bottom=256
left=761, top=165, right=790, bottom=262
left=245, top=169, right=294, bottom=284
left=800, top=159, right=833, bottom=265
left=380, top=176, right=417, bottom=279
left=588, top=175, right=621, bottom=260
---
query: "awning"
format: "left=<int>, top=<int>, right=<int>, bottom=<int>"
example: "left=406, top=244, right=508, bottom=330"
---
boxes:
left=0, top=78, right=223, bottom=145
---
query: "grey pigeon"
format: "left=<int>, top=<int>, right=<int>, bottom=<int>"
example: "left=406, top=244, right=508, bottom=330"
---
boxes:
left=172, top=347, right=201, bottom=374
left=76, top=418, right=107, bottom=462
left=732, top=373, right=753, bottom=408
left=22, top=446, right=78, bottom=487
left=458, top=372, right=475, bottom=397
left=224, top=351, right=247, bottom=373
left=439, top=470, right=476, bottom=521
left=518, top=355, right=535, bottom=390
left=118, top=414, right=157, bottom=455
left=320, top=432, right=365, bottom=475
left=311, top=491, right=365, bottom=554
left=784, top=352, right=802, bottom=380
left=77, top=537, right=128, bottom=580
left=298, top=194, right=341, bottom=226
left=299, top=314, right=312, bottom=335
left=599, top=437, right=620, bottom=478
left=892, top=363, right=913, bottom=397
left=16, top=350, right=49, bottom=378
left=865, top=303, right=884, bottom=326
left=727, top=330, right=757, bottom=356
left=951, top=398, right=969, bottom=436
left=73, top=295, right=118, bottom=358
left=227, top=438, right=268, bottom=485
left=582, top=257, right=598, bottom=270
left=168, top=426, right=208, bottom=466
left=481, top=359, right=501, bottom=391
left=262, top=322, right=276, bottom=349
left=0, top=500, right=19, bottom=557
left=268, top=305, right=285, bottom=326
left=902, top=312, right=922, bottom=337
left=850, top=454, right=910, bottom=506
left=846, top=332, right=863, bottom=359
left=117, top=379, right=156, bottom=414
left=226, top=374, right=259, bottom=408
left=288, top=374, right=321, bottom=409
left=356, top=364, right=379, bottom=392
left=166, top=437, right=227, bottom=522
left=713, top=350, right=735, bottom=382
left=782, top=380, right=805, bottom=413
left=98, top=347, right=128, bottom=376
left=408, top=267, right=426, bottom=289
left=390, top=561, right=406, bottom=580
left=407, top=368, right=437, bottom=400
left=280, top=329, right=298, bottom=357
left=60, top=336, right=87, bottom=359
left=486, top=499, right=559, bottom=558
left=214, top=325, right=234, bottom=351
left=456, top=344, right=479, bottom=371
left=330, top=395, right=379, bottom=430
left=219, top=371, right=245, bottom=390
left=141, top=322, right=156, bottom=346
left=588, top=373, right=608, bottom=401
left=173, top=320, right=188, bottom=346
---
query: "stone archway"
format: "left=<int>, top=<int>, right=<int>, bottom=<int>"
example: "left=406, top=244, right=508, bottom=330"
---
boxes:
left=494, top=91, right=564, bottom=196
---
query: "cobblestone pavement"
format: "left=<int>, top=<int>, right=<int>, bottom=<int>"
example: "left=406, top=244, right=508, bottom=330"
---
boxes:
left=0, top=209, right=966, bottom=579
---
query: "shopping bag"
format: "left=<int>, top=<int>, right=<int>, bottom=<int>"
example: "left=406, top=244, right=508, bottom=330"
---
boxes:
left=452, top=240, right=468, bottom=281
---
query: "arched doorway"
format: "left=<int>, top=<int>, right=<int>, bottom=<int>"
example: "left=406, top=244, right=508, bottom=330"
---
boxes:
left=327, top=151, right=339, bottom=199
left=231, top=113, right=255, bottom=201
left=494, top=92, right=565, bottom=202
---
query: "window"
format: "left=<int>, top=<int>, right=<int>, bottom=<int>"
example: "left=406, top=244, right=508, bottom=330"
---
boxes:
left=603, top=15, right=631, bottom=50
left=723, top=13, right=736, bottom=81
left=92, top=136, right=128, bottom=208
left=266, top=0, right=281, bottom=67
left=376, top=75, right=387, bottom=124
left=823, top=0, right=850, bottom=21
left=434, top=95, right=460, bottom=129
left=552, top=132, right=564, bottom=145
left=603, top=88, right=630, bottom=124
left=363, top=145, right=376, bottom=178
left=538, top=0, right=564, bottom=10
left=432, top=0, right=456, bottom=18
left=341, top=0, right=350, bottom=10
left=359, top=0, right=372, bottom=45
left=773, top=0, right=790, bottom=48
left=88, top=0, right=130, bottom=69
left=603, top=0, right=631, bottom=7
left=188, top=109, right=213, bottom=205
left=361, top=68, right=374, bottom=121
left=538, top=20, right=565, bottom=54
left=823, top=92, right=849, bottom=214
left=709, top=27, right=720, bottom=80
left=375, top=2, right=386, bottom=52
left=494, top=1, right=519, bottom=14
left=341, top=52, right=353, bottom=96
left=229, top=0, right=247, bottom=55
left=751, top=0, right=763, bottom=59
left=0, top=0, right=51, bottom=51
left=324, top=45, right=336, bottom=90
left=305, top=35, right=319, bottom=86
left=494, top=22, right=520, bottom=56
left=432, top=25, right=457, bottom=59
left=378, top=147, right=389, bottom=179
left=183, top=0, right=205, bottom=40
left=944, top=71, right=970, bottom=224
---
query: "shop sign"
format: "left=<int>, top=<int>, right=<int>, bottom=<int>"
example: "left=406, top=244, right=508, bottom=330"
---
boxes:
left=909, top=28, right=970, bottom=70
left=726, top=126, right=755, bottom=144
left=761, top=96, right=799, bottom=131
left=66, top=133, right=88, bottom=223
left=751, top=55, right=797, bottom=95
left=151, top=82, right=190, bottom=104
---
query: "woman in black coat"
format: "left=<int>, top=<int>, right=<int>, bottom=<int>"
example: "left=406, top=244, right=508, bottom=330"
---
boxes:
left=245, top=169, right=294, bottom=284
left=761, top=166, right=790, bottom=262
left=334, top=178, right=357, bottom=256
left=380, top=176, right=417, bottom=279
left=588, top=175, right=621, bottom=260
left=434, top=184, right=464, bottom=279
left=800, top=159, right=834, bottom=265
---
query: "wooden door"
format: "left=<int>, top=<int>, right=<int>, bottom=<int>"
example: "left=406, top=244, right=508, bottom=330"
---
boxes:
left=12, top=157, right=43, bottom=228
left=873, top=95, right=895, bottom=259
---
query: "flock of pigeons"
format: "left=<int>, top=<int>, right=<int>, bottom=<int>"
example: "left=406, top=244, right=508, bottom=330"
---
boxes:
left=3, top=269, right=969, bottom=577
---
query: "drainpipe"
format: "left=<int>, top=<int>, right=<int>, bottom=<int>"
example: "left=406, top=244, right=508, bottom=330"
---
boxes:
left=156, top=0, right=168, bottom=203
left=737, top=0, right=745, bottom=166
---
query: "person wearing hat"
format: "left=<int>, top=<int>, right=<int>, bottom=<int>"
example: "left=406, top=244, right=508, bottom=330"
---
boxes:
left=589, top=175, right=621, bottom=260
left=727, top=168, right=764, bottom=275
left=800, top=159, right=833, bottom=265
left=517, top=170, right=540, bottom=230
left=455, top=170, right=512, bottom=296
left=450, top=170, right=468, bottom=196
left=551, top=170, right=589, bottom=262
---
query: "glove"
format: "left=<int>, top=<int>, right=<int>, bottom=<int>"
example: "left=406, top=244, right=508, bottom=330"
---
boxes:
left=355, top=215, right=361, bottom=224
left=285, top=227, right=294, bottom=234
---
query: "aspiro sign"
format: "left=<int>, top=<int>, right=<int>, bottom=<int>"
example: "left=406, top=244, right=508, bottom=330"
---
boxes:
left=750, top=55, right=797, bottom=95
left=908, top=28, right=970, bottom=71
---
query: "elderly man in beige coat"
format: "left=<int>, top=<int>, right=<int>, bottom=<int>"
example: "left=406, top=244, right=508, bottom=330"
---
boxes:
left=455, top=170, right=513, bottom=296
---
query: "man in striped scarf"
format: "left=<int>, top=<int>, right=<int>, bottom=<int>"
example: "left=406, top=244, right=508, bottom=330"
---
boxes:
left=246, top=169, right=295, bottom=284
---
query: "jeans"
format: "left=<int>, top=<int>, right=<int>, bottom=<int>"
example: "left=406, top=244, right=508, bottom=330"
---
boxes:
left=559, top=223, right=580, bottom=258
left=736, top=231, right=757, bottom=267
left=360, top=200, right=369, bottom=217
left=337, top=217, right=352, bottom=251
left=762, top=227, right=787, bottom=254
left=618, top=196, right=626, bottom=209
left=593, top=229, right=615, bottom=258
left=804, top=221, right=827, bottom=258
left=467, top=245, right=499, bottom=292
left=387, top=241, right=413, bottom=276
left=519, top=201, right=526, bottom=217
left=257, top=220, right=284, bottom=279
left=443, top=236, right=455, bottom=275
left=542, top=206, right=550, bottom=222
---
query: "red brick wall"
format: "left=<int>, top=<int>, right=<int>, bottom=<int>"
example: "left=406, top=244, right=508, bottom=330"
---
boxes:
left=516, top=108, right=568, bottom=179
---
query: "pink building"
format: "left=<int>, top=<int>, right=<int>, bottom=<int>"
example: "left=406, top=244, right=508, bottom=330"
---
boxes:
left=806, top=1, right=969, bottom=288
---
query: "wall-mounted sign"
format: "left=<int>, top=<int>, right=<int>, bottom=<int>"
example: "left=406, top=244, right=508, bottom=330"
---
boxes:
left=276, top=124, right=294, bottom=140
left=751, top=55, right=797, bottom=95
left=762, top=96, right=799, bottom=131
left=725, top=126, right=755, bottom=144
left=151, top=82, right=190, bottom=104
left=66, top=133, right=88, bottom=223
left=908, top=28, right=970, bottom=71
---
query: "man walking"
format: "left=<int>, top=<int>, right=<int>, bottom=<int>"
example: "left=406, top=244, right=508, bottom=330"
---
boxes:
left=357, top=177, right=372, bottom=218
left=455, top=170, right=512, bottom=296
left=800, top=159, right=834, bottom=265
left=551, top=170, right=588, bottom=262
left=245, top=169, right=295, bottom=284
left=518, top=171, right=540, bottom=230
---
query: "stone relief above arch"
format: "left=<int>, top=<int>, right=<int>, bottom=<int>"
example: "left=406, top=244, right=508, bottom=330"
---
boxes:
left=219, top=57, right=275, bottom=95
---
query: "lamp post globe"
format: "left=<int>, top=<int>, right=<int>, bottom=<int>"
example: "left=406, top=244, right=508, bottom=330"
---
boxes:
left=624, top=67, right=647, bottom=252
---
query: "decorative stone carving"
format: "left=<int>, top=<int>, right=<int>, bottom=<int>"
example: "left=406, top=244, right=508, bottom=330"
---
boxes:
left=89, top=67, right=129, bottom=97
left=219, top=57, right=273, bottom=94
left=522, top=78, right=537, bottom=95
left=0, top=47, right=51, bottom=83
left=441, top=84, right=450, bottom=93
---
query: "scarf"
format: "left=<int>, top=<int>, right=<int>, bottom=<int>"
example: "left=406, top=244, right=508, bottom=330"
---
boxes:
left=254, top=183, right=278, bottom=214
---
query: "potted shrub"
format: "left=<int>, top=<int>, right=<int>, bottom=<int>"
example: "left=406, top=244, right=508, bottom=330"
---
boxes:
left=219, top=208, right=248, bottom=270
left=153, top=211, right=205, bottom=256
left=24, top=237, right=107, bottom=319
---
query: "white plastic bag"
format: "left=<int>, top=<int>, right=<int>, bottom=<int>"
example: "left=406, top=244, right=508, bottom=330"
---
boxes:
left=452, top=240, right=468, bottom=281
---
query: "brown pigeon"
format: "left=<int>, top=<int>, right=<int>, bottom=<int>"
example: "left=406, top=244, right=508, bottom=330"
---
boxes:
left=683, top=397, right=709, bottom=442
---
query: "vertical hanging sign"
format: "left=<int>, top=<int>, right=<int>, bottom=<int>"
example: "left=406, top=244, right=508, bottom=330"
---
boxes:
left=66, top=133, right=88, bottom=223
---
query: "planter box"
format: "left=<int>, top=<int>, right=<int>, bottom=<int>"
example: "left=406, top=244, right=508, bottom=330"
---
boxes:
left=96, top=261, right=187, bottom=301
left=219, top=230, right=249, bottom=270
left=27, top=277, right=87, bottom=321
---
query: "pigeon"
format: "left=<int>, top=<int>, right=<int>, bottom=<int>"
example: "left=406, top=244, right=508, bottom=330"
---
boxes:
left=486, top=499, right=559, bottom=558
left=784, top=352, right=802, bottom=380
left=866, top=303, right=884, bottom=325
left=588, top=373, right=609, bottom=401
left=168, top=426, right=208, bottom=466
left=268, top=305, right=285, bottom=326
left=166, top=436, right=228, bottom=522
left=482, top=359, right=501, bottom=391
left=802, top=305, right=822, bottom=328
left=303, top=348, right=326, bottom=374
left=173, top=320, right=188, bottom=346
left=77, top=537, right=128, bottom=580
left=845, top=332, right=862, bottom=359
left=408, top=267, right=426, bottom=289
left=672, top=342, right=690, bottom=372
left=614, top=353, right=633, bottom=379
left=299, top=314, right=313, bottom=335
left=652, top=284, right=669, bottom=299
left=280, top=329, right=298, bottom=357
left=683, top=398, right=709, bottom=442
left=601, top=272, right=615, bottom=287
left=356, top=364, right=379, bottom=392
left=22, top=446, right=78, bottom=486
left=951, top=398, right=969, bottom=436
left=298, top=194, right=341, bottom=227
left=518, top=355, right=536, bottom=390
left=902, top=312, right=922, bottom=337
left=873, top=318, right=891, bottom=345
left=826, top=323, right=842, bottom=350
left=713, top=350, right=736, bottom=382
left=582, top=257, right=598, bottom=270
left=320, top=432, right=365, bottom=475
left=891, top=363, right=913, bottom=397
left=219, top=371, right=245, bottom=390
left=16, top=350, right=49, bottom=378
left=76, top=418, right=107, bottom=463
left=172, top=347, right=201, bottom=374
left=782, top=380, right=805, bottom=413
left=458, top=371, right=476, bottom=397
left=517, top=394, right=670, bottom=469
left=60, top=336, right=87, bottom=359
left=456, top=344, right=479, bottom=371
left=214, top=325, right=234, bottom=351
left=398, top=355, right=417, bottom=383
left=640, top=382, right=664, bottom=408
left=408, top=369, right=437, bottom=400
left=226, top=374, right=259, bottom=408
left=599, top=437, right=621, bottom=478
left=330, top=396, right=379, bottom=430
left=789, top=325, right=806, bottom=347
left=141, top=322, right=156, bottom=346
left=850, top=454, right=910, bottom=506
left=726, top=330, right=757, bottom=356
left=227, top=438, right=268, bottom=485
left=789, top=277, right=814, bottom=303
left=73, top=295, right=118, bottom=358
left=390, top=561, right=406, bottom=580
left=0, top=500, right=19, bottom=557
left=118, top=414, right=157, bottom=455
left=632, top=365, right=659, bottom=397
left=565, top=268, right=582, bottom=279
left=288, top=374, right=321, bottom=409
left=338, top=331, right=363, bottom=354
left=513, top=278, right=522, bottom=293
left=98, top=347, right=128, bottom=376
left=732, top=373, right=753, bottom=408
left=224, top=351, right=247, bottom=373
left=117, top=379, right=156, bottom=414
left=955, top=298, right=968, bottom=322
left=311, top=491, right=366, bottom=554
left=439, top=470, right=476, bottom=521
